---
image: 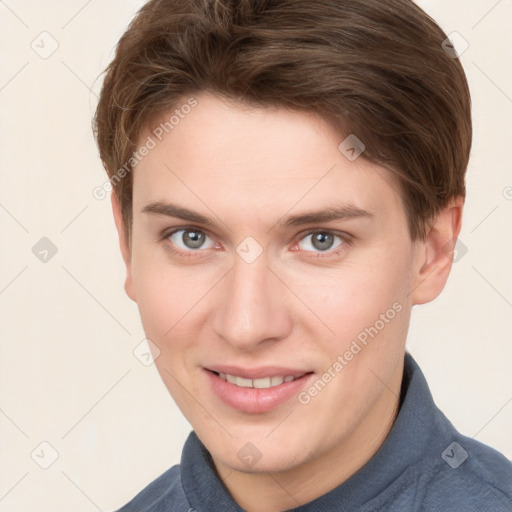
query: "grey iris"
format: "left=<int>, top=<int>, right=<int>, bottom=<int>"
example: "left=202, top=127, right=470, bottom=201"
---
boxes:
left=183, top=230, right=205, bottom=249
left=312, top=232, right=334, bottom=251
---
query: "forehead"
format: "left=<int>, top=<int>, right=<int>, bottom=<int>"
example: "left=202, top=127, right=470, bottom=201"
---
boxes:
left=132, top=92, right=405, bottom=228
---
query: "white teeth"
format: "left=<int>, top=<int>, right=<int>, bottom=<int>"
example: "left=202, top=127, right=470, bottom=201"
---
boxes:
left=271, top=376, right=284, bottom=386
left=217, top=372, right=303, bottom=388
left=236, top=377, right=253, bottom=388
left=253, top=377, right=272, bottom=388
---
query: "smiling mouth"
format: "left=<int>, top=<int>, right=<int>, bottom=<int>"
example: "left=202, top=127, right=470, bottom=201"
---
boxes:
left=205, top=368, right=315, bottom=413
left=208, top=370, right=313, bottom=389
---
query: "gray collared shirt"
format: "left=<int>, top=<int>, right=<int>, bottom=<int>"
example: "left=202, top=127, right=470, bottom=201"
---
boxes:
left=116, top=353, right=512, bottom=511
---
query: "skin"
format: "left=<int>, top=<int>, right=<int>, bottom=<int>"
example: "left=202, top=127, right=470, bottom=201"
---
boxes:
left=112, top=92, right=463, bottom=512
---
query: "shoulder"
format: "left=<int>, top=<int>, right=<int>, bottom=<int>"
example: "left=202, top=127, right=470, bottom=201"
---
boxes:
left=115, top=464, right=190, bottom=512
left=421, top=435, right=512, bottom=512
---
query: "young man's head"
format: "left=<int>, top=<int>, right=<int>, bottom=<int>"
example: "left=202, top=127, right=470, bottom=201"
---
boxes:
left=95, top=0, right=471, bottom=507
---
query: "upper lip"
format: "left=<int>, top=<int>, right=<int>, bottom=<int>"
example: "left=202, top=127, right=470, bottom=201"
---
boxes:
left=205, top=365, right=312, bottom=380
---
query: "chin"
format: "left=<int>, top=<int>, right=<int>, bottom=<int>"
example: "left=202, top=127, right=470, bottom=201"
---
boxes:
left=207, top=433, right=308, bottom=474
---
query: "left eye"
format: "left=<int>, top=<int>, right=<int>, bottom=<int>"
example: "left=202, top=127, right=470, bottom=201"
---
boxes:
left=168, top=229, right=216, bottom=251
left=297, top=231, right=344, bottom=252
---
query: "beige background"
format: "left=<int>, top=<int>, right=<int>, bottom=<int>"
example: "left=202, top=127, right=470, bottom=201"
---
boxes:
left=0, top=1, right=511, bottom=510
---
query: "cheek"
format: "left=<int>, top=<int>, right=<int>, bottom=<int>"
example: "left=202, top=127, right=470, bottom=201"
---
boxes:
left=131, top=247, right=216, bottom=355
left=299, top=255, right=411, bottom=421
left=297, top=246, right=412, bottom=352
left=135, top=272, right=196, bottom=341
left=132, top=266, right=203, bottom=405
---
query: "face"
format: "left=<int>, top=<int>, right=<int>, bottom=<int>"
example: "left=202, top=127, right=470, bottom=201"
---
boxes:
left=116, top=92, right=433, bottom=475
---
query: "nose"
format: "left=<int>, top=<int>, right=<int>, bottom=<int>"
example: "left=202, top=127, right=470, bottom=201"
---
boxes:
left=211, top=251, right=293, bottom=352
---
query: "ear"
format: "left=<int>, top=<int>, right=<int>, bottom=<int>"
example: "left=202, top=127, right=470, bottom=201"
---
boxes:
left=411, top=196, right=464, bottom=305
left=111, top=192, right=137, bottom=302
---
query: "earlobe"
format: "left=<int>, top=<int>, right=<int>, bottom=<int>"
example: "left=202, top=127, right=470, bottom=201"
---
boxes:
left=110, top=192, right=137, bottom=302
left=411, top=196, right=464, bottom=305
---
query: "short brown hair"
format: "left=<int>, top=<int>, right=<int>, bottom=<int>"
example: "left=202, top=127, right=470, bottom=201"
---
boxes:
left=94, top=0, right=472, bottom=244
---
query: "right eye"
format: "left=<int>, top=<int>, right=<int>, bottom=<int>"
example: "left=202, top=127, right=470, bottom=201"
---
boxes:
left=166, top=228, right=217, bottom=252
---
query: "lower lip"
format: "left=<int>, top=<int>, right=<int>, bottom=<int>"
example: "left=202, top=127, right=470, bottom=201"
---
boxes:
left=204, top=369, right=314, bottom=414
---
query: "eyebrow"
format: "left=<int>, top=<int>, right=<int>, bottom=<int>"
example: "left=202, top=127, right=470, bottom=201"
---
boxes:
left=141, top=201, right=374, bottom=231
left=275, top=203, right=374, bottom=229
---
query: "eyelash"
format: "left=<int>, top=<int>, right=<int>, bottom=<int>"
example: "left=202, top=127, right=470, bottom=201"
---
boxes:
left=160, top=226, right=354, bottom=260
